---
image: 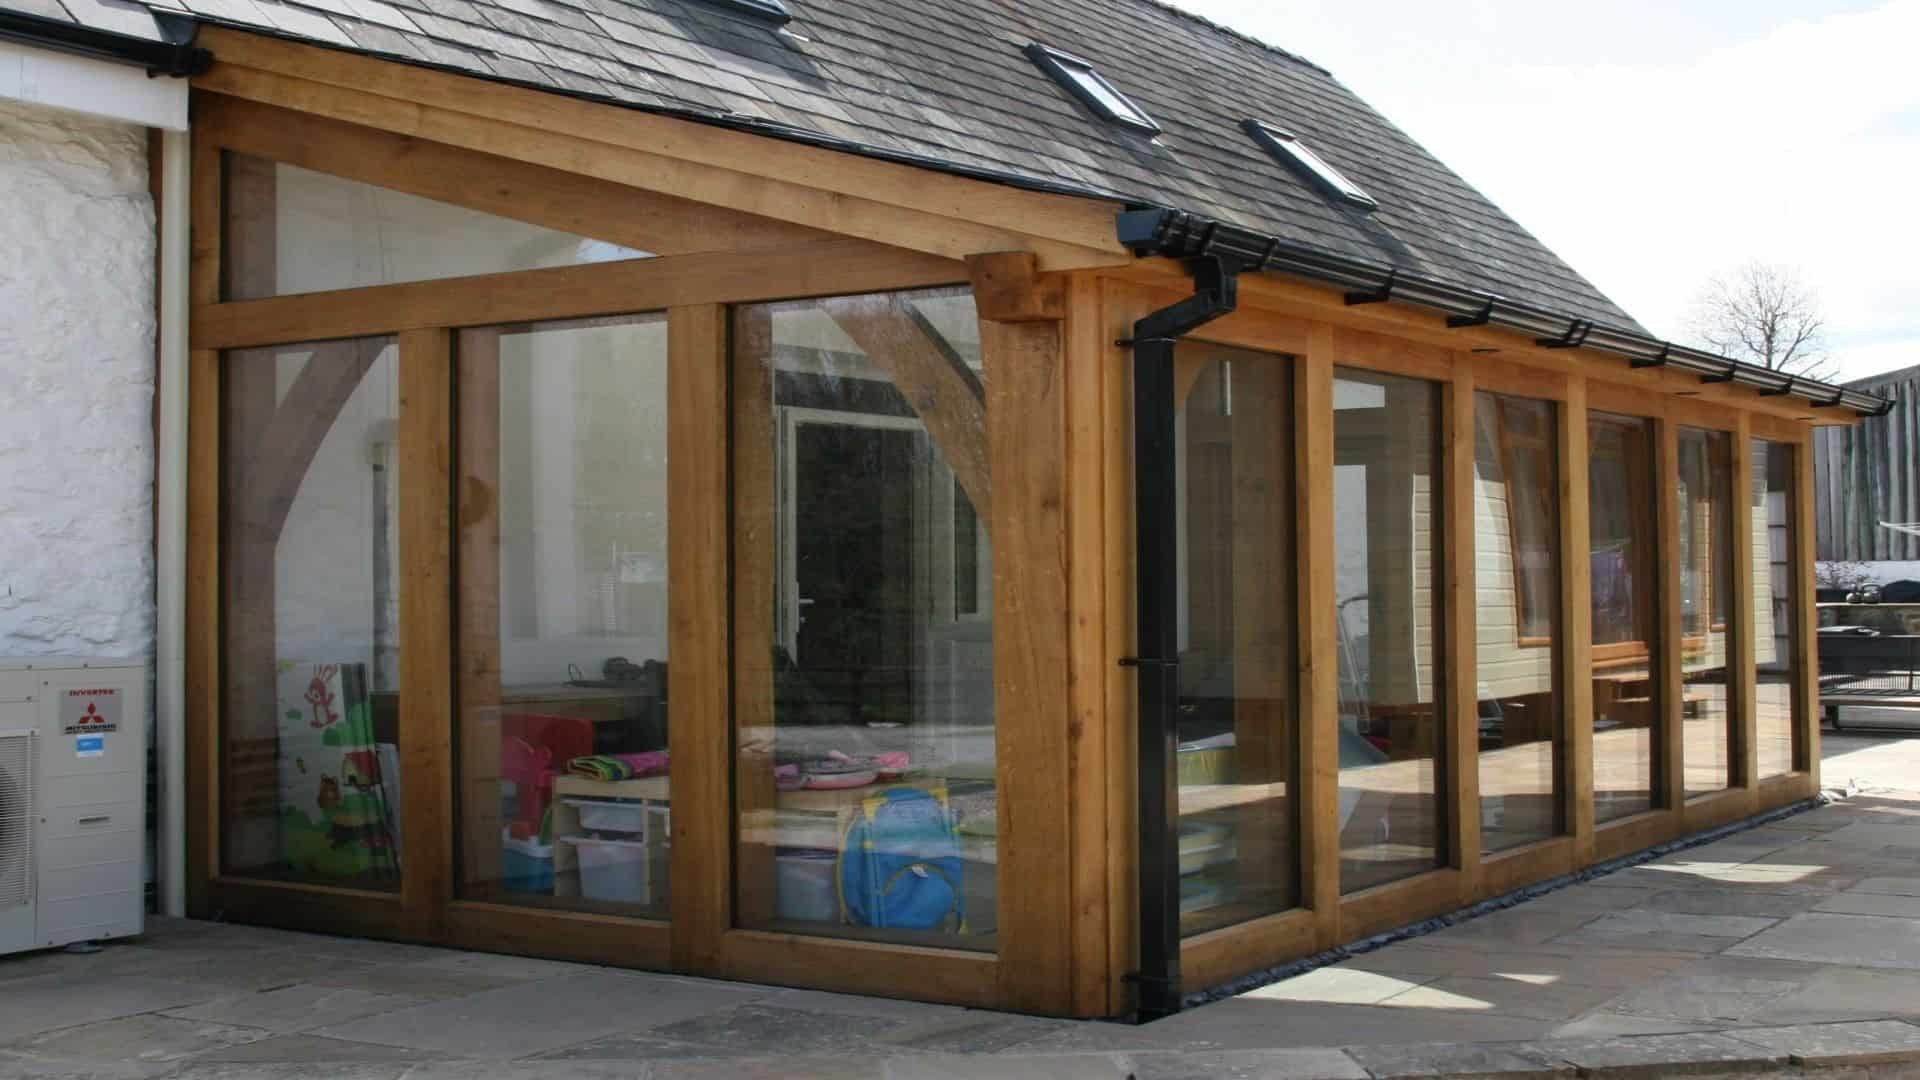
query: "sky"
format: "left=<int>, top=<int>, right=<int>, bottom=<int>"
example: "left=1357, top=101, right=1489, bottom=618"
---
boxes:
left=1174, top=0, right=1920, bottom=383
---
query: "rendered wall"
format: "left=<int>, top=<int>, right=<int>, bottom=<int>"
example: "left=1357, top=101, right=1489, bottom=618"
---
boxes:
left=0, top=98, right=155, bottom=659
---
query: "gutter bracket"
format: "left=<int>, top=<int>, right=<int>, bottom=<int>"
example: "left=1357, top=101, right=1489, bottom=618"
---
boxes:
left=1700, top=365, right=1737, bottom=385
left=1760, top=378, right=1797, bottom=398
left=1631, top=345, right=1671, bottom=370
left=1447, top=299, right=1496, bottom=328
left=1536, top=319, right=1592, bottom=349
left=1344, top=269, right=1396, bottom=306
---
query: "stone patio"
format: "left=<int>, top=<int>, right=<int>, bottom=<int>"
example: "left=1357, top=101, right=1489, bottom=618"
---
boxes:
left=3, top=733, right=1920, bottom=1078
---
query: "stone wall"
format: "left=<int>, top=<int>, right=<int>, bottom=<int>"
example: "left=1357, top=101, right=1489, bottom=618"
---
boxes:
left=0, top=98, right=155, bottom=658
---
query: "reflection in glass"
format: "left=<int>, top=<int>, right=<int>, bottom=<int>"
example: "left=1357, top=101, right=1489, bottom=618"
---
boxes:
left=1679, top=427, right=1736, bottom=798
left=1755, top=440, right=1799, bottom=777
left=1334, top=367, right=1444, bottom=893
left=221, top=336, right=403, bottom=888
left=1473, top=393, right=1562, bottom=852
left=1589, top=412, right=1659, bottom=821
left=1176, top=346, right=1297, bottom=935
left=734, top=288, right=995, bottom=950
left=222, top=152, right=650, bottom=301
left=453, top=315, right=671, bottom=916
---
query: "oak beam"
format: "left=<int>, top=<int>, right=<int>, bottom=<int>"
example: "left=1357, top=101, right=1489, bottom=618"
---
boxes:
left=194, top=240, right=968, bottom=351
left=198, top=94, right=838, bottom=259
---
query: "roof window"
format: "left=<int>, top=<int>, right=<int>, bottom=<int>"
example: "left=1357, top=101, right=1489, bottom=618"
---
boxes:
left=699, top=0, right=792, bottom=25
left=1026, top=44, right=1160, bottom=135
left=1242, top=120, right=1377, bottom=211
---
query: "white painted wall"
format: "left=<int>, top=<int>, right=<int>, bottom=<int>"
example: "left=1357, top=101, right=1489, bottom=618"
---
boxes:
left=0, top=98, right=155, bottom=659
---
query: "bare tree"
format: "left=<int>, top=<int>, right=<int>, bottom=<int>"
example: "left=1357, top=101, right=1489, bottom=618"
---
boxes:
left=1685, top=261, right=1836, bottom=381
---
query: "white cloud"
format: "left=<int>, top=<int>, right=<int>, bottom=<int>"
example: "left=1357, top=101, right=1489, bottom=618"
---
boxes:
left=1179, top=0, right=1920, bottom=382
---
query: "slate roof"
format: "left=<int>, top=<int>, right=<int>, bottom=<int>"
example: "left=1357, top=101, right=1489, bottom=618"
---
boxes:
left=12, top=0, right=1647, bottom=331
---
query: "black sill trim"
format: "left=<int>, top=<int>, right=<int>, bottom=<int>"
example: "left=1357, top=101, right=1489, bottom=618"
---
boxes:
left=0, top=9, right=210, bottom=77
left=1118, top=207, right=1895, bottom=418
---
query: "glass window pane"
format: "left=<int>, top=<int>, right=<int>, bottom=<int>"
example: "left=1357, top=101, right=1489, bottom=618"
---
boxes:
left=1588, top=412, right=1659, bottom=821
left=1474, top=392, right=1562, bottom=852
left=221, top=336, right=403, bottom=888
left=454, top=314, right=671, bottom=916
left=733, top=288, right=995, bottom=950
left=1679, top=427, right=1736, bottom=798
left=1755, top=440, right=1800, bottom=778
left=1177, top=345, right=1298, bottom=935
left=1334, top=367, right=1444, bottom=893
left=223, top=152, right=651, bottom=301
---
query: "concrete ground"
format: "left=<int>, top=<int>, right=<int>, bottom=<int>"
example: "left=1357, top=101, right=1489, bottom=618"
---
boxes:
left=2, top=732, right=1918, bottom=1079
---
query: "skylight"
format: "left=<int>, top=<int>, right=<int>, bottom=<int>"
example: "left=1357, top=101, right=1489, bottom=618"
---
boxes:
left=1242, top=120, right=1377, bottom=211
left=699, top=0, right=792, bottom=25
left=1026, top=44, right=1160, bottom=135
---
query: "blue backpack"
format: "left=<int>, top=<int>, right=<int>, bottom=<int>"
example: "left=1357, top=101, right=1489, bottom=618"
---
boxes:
left=838, top=786, right=966, bottom=933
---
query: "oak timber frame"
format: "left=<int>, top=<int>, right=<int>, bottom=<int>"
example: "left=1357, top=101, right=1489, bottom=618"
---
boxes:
left=182, top=28, right=1843, bottom=1019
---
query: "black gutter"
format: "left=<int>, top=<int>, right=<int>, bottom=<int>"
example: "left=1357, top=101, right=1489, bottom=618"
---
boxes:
left=0, top=9, right=210, bottom=77
left=1121, top=256, right=1239, bottom=1022
left=1118, top=207, right=1896, bottom=418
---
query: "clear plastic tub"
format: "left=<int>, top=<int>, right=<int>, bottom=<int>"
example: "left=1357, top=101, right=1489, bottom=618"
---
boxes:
left=501, top=832, right=554, bottom=894
left=563, top=834, right=667, bottom=905
left=774, top=849, right=839, bottom=923
left=563, top=798, right=663, bottom=836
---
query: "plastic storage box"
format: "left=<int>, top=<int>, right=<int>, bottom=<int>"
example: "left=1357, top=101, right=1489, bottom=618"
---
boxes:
left=564, top=834, right=667, bottom=905
left=501, top=832, right=554, bottom=894
left=774, top=849, right=840, bottom=923
left=563, top=797, right=665, bottom=836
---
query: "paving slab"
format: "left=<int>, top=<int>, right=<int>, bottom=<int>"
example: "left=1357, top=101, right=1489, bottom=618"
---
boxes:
left=1344, top=1040, right=1572, bottom=1078
left=0, top=973, right=217, bottom=1042
left=1239, top=966, right=1439, bottom=1005
left=1856, top=878, right=1920, bottom=897
left=302, top=960, right=537, bottom=1000
left=1549, top=1012, right=1720, bottom=1038
left=1415, top=910, right=1603, bottom=950
left=650, top=1055, right=889, bottom=1079
left=1340, top=945, right=1696, bottom=988
left=640, top=1002, right=910, bottom=1056
left=163, top=983, right=427, bottom=1034
left=1643, top=888, right=1828, bottom=918
left=1603, top=973, right=1803, bottom=1023
left=1141, top=999, right=1558, bottom=1051
left=188, top=1033, right=446, bottom=1064
left=1750, top=967, right=1920, bottom=1024
left=0, top=1048, right=162, bottom=1079
left=1534, top=1031, right=1784, bottom=1077
left=1815, top=892, right=1920, bottom=918
left=312, top=970, right=763, bottom=1058
left=1727, top=1019, right=1920, bottom=1067
left=886, top=1053, right=1130, bottom=1079
left=1728, top=912, right=1920, bottom=970
left=1123, top=1047, right=1367, bottom=1080
left=1375, top=975, right=1622, bottom=1022
left=2, top=1013, right=271, bottom=1064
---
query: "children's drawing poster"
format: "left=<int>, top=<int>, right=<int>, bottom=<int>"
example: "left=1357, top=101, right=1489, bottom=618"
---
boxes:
left=275, top=660, right=400, bottom=882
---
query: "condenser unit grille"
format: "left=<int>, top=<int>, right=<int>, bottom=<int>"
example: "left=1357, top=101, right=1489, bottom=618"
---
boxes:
left=0, top=732, right=32, bottom=910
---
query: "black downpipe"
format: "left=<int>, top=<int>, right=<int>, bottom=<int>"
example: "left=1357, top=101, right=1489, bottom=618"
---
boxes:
left=1124, top=256, right=1238, bottom=1021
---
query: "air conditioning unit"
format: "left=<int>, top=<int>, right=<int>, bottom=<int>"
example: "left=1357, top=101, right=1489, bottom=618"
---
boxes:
left=0, top=658, right=147, bottom=956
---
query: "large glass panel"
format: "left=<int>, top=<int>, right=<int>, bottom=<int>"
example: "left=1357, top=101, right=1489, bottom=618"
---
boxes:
left=1473, top=392, right=1562, bottom=853
left=1589, top=412, right=1659, bottom=821
left=221, top=336, right=403, bottom=888
left=454, top=315, right=671, bottom=917
left=1176, top=344, right=1297, bottom=935
left=1679, top=427, right=1736, bottom=798
left=1755, top=440, right=1800, bottom=777
left=733, top=288, right=995, bottom=950
left=223, top=152, right=650, bottom=301
left=1334, top=367, right=1444, bottom=894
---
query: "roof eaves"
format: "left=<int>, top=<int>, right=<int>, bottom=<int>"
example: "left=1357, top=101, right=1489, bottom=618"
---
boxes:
left=1117, top=206, right=1895, bottom=420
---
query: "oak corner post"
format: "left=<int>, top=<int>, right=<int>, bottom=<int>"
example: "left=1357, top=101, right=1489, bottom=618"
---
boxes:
left=969, top=253, right=1076, bottom=1014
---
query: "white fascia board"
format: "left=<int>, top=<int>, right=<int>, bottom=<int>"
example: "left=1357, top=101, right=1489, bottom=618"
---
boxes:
left=0, top=39, right=187, bottom=130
